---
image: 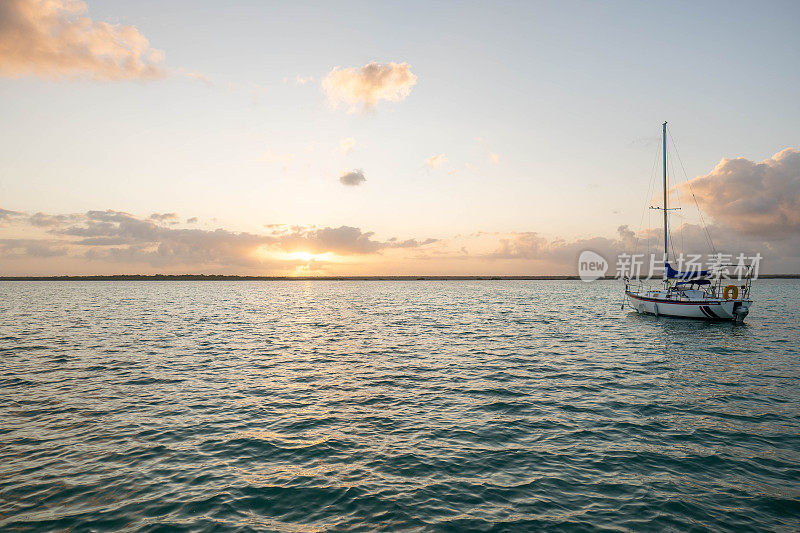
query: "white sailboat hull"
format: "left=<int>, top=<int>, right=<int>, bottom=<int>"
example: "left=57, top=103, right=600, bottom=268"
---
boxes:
left=626, top=291, right=753, bottom=321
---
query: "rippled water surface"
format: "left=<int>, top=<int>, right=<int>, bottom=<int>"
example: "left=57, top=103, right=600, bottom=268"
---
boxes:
left=2, top=280, right=800, bottom=531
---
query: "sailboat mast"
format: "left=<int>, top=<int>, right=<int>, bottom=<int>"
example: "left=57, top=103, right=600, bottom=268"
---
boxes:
left=662, top=121, right=668, bottom=261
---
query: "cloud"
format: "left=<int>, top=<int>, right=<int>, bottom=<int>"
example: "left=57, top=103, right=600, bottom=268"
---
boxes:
left=338, top=169, right=366, bottom=186
left=629, top=136, right=661, bottom=148
left=177, top=68, right=211, bottom=85
left=489, top=153, right=500, bottom=165
left=677, top=148, right=800, bottom=237
left=488, top=232, right=549, bottom=260
left=471, top=218, right=800, bottom=275
left=149, top=212, right=179, bottom=223
left=186, top=217, right=198, bottom=224
left=482, top=225, right=659, bottom=264
left=0, top=238, right=68, bottom=258
left=28, top=212, right=77, bottom=227
left=425, top=154, right=448, bottom=169
left=2, top=206, right=798, bottom=275
left=616, top=224, right=636, bottom=247
left=283, top=75, right=314, bottom=85
left=322, top=61, right=417, bottom=113
left=0, top=0, right=167, bottom=81
left=0, top=209, right=438, bottom=273
left=287, top=226, right=382, bottom=254
left=0, top=207, right=24, bottom=221
left=276, top=226, right=435, bottom=255
left=339, top=137, right=356, bottom=155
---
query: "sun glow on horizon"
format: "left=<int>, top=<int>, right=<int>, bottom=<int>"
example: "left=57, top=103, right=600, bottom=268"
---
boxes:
left=285, top=251, right=335, bottom=263
left=254, top=247, right=338, bottom=264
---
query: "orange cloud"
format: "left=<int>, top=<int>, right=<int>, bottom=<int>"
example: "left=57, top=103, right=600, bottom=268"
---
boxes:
left=0, top=0, right=166, bottom=81
left=425, top=154, right=448, bottom=169
left=322, top=61, right=417, bottom=113
left=677, top=148, right=800, bottom=237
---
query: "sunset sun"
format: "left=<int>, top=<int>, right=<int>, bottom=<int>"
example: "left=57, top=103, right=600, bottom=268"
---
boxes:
left=286, top=251, right=330, bottom=262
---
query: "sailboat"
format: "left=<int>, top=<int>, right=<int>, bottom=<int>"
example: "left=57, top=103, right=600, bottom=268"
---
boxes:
left=623, top=122, right=754, bottom=322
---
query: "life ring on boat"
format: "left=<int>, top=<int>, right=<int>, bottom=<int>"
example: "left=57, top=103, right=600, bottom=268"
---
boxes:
left=723, top=285, right=739, bottom=300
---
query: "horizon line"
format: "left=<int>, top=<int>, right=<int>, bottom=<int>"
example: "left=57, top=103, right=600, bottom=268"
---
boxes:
left=2, top=274, right=799, bottom=281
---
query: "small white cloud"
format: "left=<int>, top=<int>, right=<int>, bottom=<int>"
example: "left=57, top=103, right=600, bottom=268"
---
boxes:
left=339, top=169, right=366, bottom=186
left=339, top=137, right=356, bottom=155
left=295, top=75, right=314, bottom=85
left=489, top=152, right=500, bottom=165
left=175, top=68, right=211, bottom=85
left=425, top=154, right=448, bottom=169
left=322, top=61, right=417, bottom=113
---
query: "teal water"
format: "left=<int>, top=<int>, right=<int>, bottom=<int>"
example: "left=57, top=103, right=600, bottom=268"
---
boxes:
left=1, top=280, right=799, bottom=531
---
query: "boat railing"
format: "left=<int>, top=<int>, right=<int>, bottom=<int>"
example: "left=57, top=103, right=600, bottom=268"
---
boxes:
left=625, top=265, right=753, bottom=302
left=623, top=278, right=662, bottom=297
left=709, top=263, right=754, bottom=300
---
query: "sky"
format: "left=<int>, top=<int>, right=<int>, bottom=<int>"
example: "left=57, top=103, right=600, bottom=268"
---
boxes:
left=1, top=0, right=799, bottom=275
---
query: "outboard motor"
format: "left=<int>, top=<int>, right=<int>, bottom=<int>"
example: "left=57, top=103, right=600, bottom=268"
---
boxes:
left=733, top=303, right=749, bottom=322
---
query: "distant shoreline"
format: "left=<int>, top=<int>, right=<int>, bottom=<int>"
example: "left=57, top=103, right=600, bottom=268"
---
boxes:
left=2, top=275, right=799, bottom=281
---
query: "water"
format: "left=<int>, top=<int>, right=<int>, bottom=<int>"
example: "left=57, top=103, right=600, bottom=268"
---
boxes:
left=1, top=280, right=799, bottom=531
